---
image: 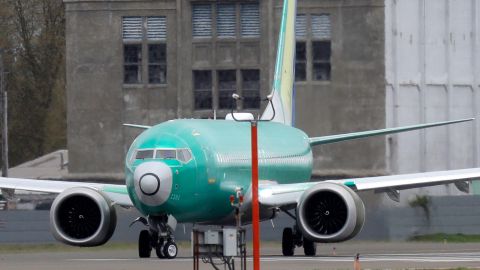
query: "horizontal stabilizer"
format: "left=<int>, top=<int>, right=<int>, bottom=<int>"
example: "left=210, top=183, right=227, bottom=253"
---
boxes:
left=123, top=123, right=152, bottom=130
left=309, top=118, right=474, bottom=146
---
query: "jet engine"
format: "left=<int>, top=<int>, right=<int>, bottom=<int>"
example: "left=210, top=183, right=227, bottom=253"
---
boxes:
left=50, top=187, right=117, bottom=246
left=296, top=182, right=365, bottom=243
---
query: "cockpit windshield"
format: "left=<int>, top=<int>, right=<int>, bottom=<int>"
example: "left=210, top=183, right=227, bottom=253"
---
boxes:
left=156, top=149, right=176, bottom=159
left=135, top=149, right=154, bottom=159
left=133, top=148, right=192, bottom=163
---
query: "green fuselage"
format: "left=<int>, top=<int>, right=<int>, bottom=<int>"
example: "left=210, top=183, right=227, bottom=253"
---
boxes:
left=125, top=119, right=312, bottom=223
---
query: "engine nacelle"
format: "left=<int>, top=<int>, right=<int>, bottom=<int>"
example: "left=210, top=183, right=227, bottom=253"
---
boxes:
left=296, top=182, right=365, bottom=243
left=50, top=187, right=117, bottom=247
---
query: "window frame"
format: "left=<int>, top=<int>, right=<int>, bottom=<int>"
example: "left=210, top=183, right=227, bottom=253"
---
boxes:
left=191, top=2, right=261, bottom=112
left=294, top=13, right=332, bottom=83
left=122, top=16, right=167, bottom=87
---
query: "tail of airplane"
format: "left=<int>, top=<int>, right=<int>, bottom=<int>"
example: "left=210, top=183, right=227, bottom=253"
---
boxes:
left=261, top=0, right=297, bottom=126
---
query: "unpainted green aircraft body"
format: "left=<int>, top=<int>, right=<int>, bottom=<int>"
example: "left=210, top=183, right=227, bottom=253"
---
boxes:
left=0, top=0, right=479, bottom=259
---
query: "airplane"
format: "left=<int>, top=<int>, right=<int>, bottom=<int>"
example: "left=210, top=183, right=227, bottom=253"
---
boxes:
left=1, top=0, right=480, bottom=260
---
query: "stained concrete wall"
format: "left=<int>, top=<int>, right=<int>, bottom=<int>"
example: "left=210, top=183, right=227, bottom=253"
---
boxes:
left=64, top=0, right=386, bottom=179
left=295, top=0, right=386, bottom=177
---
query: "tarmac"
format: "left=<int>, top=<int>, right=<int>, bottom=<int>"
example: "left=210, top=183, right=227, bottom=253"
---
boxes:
left=1, top=242, right=480, bottom=270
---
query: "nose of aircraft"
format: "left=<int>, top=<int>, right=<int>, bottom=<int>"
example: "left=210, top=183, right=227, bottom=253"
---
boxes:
left=133, top=162, right=173, bottom=206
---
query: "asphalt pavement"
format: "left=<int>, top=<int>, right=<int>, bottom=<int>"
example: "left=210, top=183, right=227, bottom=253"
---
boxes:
left=1, top=242, right=480, bottom=270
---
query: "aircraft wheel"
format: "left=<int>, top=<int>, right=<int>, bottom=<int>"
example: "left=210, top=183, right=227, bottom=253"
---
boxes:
left=138, top=230, right=152, bottom=258
left=282, top=228, right=295, bottom=256
left=303, top=238, right=317, bottom=256
left=163, top=241, right=178, bottom=259
left=156, top=243, right=166, bottom=259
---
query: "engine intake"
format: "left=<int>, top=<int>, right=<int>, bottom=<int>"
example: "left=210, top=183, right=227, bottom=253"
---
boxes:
left=50, top=187, right=117, bottom=246
left=297, top=182, right=365, bottom=243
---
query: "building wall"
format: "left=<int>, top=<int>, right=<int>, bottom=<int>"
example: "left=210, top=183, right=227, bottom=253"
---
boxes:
left=384, top=0, right=480, bottom=199
left=386, top=0, right=480, bottom=173
left=64, top=0, right=386, bottom=179
left=295, top=0, right=386, bottom=176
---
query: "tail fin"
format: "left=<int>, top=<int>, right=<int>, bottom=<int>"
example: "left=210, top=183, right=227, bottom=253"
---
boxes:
left=261, top=0, right=297, bottom=126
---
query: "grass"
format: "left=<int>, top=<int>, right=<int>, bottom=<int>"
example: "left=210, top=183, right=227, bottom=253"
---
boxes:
left=409, top=233, right=480, bottom=243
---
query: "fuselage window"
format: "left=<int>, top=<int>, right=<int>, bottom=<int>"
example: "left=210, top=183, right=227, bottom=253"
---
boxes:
left=177, top=149, right=192, bottom=163
left=136, top=149, right=154, bottom=159
left=156, top=149, right=177, bottom=159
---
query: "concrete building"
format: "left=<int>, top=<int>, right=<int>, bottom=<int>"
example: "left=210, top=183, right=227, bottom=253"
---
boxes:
left=65, top=0, right=386, bottom=180
left=64, top=0, right=479, bottom=194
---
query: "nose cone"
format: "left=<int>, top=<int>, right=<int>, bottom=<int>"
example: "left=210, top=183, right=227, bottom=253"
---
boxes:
left=133, top=162, right=173, bottom=206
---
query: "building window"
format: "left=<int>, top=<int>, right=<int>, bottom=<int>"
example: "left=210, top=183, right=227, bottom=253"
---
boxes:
left=193, top=70, right=212, bottom=110
left=295, top=42, right=306, bottom=81
left=124, top=44, right=142, bottom=84
left=240, top=3, right=260, bottom=37
left=217, top=4, right=236, bottom=38
left=192, top=2, right=260, bottom=38
left=193, top=69, right=260, bottom=110
left=192, top=4, right=212, bottom=38
left=218, top=70, right=236, bottom=109
left=242, top=69, right=260, bottom=109
left=122, top=16, right=167, bottom=85
left=312, top=41, right=331, bottom=81
left=191, top=2, right=261, bottom=112
left=295, top=13, right=331, bottom=82
left=148, top=44, right=166, bottom=84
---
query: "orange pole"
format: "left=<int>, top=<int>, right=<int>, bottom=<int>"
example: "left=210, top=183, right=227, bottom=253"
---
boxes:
left=251, top=121, right=260, bottom=270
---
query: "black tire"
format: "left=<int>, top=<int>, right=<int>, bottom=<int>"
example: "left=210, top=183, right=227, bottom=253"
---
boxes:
left=282, top=228, right=295, bottom=256
left=163, top=241, right=178, bottom=259
left=156, top=243, right=166, bottom=259
left=303, top=238, right=317, bottom=256
left=138, top=230, right=151, bottom=258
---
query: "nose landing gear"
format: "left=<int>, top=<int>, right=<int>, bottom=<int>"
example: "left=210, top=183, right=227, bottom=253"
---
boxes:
left=133, top=215, right=178, bottom=259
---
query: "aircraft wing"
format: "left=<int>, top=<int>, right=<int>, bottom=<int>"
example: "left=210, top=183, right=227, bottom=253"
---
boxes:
left=259, top=168, right=480, bottom=207
left=0, top=177, right=132, bottom=207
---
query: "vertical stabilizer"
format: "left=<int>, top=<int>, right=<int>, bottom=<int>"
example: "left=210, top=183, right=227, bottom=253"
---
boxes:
left=261, top=0, right=297, bottom=126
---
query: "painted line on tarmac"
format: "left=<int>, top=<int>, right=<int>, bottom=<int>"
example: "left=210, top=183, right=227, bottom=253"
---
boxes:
left=69, top=253, right=480, bottom=263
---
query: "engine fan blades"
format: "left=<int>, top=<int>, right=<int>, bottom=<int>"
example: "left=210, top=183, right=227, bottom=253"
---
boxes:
left=305, top=191, right=348, bottom=235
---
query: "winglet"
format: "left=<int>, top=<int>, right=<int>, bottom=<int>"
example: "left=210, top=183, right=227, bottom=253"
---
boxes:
left=309, top=118, right=474, bottom=146
left=123, top=123, right=152, bottom=130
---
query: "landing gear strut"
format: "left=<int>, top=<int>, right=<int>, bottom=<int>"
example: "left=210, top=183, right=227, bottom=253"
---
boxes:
left=281, top=209, right=317, bottom=257
left=133, top=215, right=178, bottom=259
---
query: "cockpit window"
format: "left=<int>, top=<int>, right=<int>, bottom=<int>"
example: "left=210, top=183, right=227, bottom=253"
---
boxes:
left=177, top=149, right=192, bottom=163
left=156, top=149, right=177, bottom=159
left=132, top=148, right=192, bottom=164
left=136, top=149, right=154, bottom=159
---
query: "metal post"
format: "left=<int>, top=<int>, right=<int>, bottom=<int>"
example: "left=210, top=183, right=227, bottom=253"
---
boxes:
left=251, top=121, right=260, bottom=270
left=231, top=93, right=274, bottom=270
left=0, top=50, right=7, bottom=177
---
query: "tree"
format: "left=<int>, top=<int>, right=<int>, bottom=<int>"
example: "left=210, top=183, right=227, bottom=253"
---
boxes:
left=0, top=0, right=66, bottom=166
